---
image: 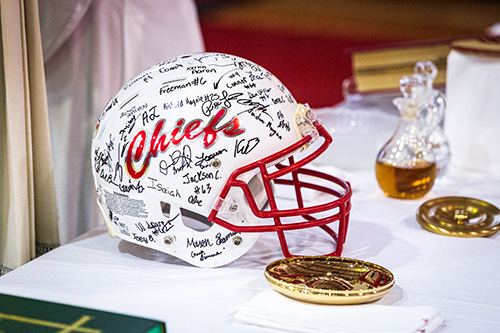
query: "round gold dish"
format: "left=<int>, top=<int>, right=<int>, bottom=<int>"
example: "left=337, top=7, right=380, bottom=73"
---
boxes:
left=264, top=256, right=395, bottom=305
left=416, top=196, right=500, bottom=237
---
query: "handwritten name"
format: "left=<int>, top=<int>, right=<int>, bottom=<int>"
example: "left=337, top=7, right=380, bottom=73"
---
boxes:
left=194, top=148, right=227, bottom=169
left=159, top=77, right=206, bottom=95
left=147, top=177, right=181, bottom=198
left=191, top=250, right=222, bottom=261
left=146, top=213, right=179, bottom=236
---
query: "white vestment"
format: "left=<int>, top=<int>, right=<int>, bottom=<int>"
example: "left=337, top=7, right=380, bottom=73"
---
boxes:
left=39, top=0, right=205, bottom=243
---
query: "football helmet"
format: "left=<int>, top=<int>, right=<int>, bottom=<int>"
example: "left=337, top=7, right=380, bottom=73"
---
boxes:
left=91, top=53, right=351, bottom=267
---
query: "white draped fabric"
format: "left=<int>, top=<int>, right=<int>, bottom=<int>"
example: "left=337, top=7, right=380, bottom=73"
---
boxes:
left=445, top=48, right=500, bottom=176
left=39, top=0, right=205, bottom=243
left=0, top=0, right=59, bottom=275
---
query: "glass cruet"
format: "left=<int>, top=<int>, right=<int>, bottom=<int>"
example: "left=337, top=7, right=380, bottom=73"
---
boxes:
left=375, top=74, right=440, bottom=199
left=414, top=61, right=451, bottom=178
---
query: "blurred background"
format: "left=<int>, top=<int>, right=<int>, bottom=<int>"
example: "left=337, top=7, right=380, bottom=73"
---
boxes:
left=196, top=0, right=500, bottom=108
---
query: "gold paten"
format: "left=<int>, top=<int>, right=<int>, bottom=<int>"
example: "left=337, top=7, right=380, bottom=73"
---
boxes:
left=416, top=196, right=500, bottom=237
left=264, top=256, right=395, bottom=305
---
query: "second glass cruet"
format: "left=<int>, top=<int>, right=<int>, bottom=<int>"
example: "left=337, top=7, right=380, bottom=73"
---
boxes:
left=414, top=61, right=451, bottom=178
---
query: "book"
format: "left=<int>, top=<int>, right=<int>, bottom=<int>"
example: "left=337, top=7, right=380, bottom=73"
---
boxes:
left=450, top=36, right=500, bottom=56
left=350, top=40, right=452, bottom=93
left=0, top=293, right=166, bottom=332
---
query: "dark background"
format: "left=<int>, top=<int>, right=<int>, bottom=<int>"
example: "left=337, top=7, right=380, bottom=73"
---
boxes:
left=197, top=0, right=500, bottom=107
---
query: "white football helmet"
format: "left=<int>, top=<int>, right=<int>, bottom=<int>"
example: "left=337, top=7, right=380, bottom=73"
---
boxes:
left=92, top=53, right=351, bottom=267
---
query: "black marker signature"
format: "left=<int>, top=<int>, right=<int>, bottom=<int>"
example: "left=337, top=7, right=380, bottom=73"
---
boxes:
left=159, top=145, right=193, bottom=176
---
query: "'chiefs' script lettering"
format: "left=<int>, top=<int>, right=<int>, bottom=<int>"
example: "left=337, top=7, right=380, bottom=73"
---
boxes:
left=126, top=108, right=244, bottom=179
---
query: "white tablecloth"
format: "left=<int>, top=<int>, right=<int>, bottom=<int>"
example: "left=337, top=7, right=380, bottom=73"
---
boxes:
left=1, top=167, right=499, bottom=332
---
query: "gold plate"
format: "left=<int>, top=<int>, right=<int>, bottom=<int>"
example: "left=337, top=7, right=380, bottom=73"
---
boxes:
left=416, top=196, right=500, bottom=237
left=264, top=256, right=395, bottom=305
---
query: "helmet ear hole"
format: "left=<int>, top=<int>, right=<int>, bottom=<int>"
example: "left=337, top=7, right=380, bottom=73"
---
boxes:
left=180, top=208, right=214, bottom=232
left=161, top=202, right=171, bottom=218
left=162, top=201, right=213, bottom=231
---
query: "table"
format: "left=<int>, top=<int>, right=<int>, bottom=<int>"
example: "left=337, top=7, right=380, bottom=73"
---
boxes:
left=1, top=167, right=499, bottom=332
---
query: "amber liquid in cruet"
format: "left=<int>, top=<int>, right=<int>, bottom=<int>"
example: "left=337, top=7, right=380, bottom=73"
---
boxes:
left=375, top=161, right=437, bottom=199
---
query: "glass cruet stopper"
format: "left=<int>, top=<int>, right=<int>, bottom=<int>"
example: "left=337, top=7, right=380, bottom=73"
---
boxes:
left=414, top=61, right=437, bottom=90
left=375, top=74, right=438, bottom=199
left=414, top=61, right=451, bottom=178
